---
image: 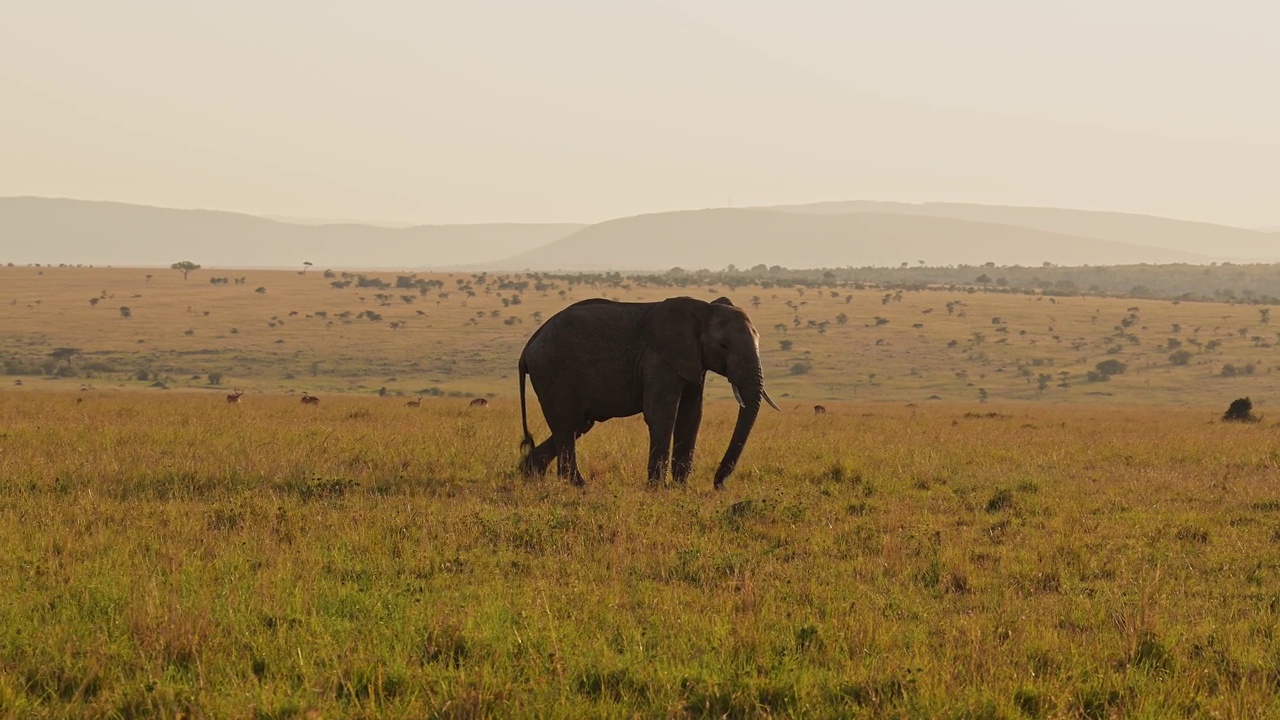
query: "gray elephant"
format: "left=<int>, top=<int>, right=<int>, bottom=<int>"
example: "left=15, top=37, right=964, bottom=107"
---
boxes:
left=518, top=296, right=780, bottom=488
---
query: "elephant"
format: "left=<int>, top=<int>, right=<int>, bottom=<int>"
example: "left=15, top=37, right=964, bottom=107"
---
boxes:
left=518, top=296, right=780, bottom=488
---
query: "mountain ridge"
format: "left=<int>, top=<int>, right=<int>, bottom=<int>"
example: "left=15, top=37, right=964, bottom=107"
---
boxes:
left=0, top=197, right=584, bottom=268
left=2, top=196, right=1275, bottom=271
left=767, top=200, right=1278, bottom=259
left=491, top=207, right=1227, bottom=271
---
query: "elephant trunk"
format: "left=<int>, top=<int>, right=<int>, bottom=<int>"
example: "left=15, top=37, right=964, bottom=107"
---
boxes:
left=715, top=369, right=764, bottom=489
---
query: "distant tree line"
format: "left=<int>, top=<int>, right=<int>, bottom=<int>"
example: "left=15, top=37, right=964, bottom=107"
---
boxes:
left=523, top=263, right=1280, bottom=304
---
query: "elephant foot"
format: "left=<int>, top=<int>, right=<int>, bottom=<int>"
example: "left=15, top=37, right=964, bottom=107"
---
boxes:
left=520, top=461, right=549, bottom=480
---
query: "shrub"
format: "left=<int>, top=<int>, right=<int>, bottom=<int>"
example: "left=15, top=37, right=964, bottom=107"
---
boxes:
left=1095, top=359, right=1127, bottom=377
left=1221, top=363, right=1255, bottom=377
left=1223, top=397, right=1259, bottom=423
left=1169, top=350, right=1193, bottom=366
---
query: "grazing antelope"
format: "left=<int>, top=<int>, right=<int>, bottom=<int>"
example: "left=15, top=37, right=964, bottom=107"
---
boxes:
left=226, top=389, right=244, bottom=404
left=813, top=405, right=827, bottom=415
left=405, top=398, right=422, bottom=408
left=300, top=392, right=320, bottom=406
left=469, top=397, right=489, bottom=408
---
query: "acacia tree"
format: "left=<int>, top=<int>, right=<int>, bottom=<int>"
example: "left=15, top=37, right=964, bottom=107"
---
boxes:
left=49, top=347, right=81, bottom=367
left=171, top=260, right=201, bottom=280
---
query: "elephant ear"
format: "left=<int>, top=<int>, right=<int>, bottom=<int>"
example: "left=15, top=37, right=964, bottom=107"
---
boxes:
left=641, top=298, right=706, bottom=384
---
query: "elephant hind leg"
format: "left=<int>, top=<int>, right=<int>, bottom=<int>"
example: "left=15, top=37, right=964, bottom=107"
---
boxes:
left=521, top=438, right=557, bottom=478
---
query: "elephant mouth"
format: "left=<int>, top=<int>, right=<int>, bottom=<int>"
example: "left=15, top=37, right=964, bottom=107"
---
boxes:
left=731, top=383, right=781, bottom=412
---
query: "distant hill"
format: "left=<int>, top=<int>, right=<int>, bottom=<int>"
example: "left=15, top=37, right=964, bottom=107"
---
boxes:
left=490, top=208, right=1221, bottom=271
left=4, top=196, right=1273, bottom=271
left=769, top=200, right=1279, bottom=261
left=0, top=197, right=583, bottom=268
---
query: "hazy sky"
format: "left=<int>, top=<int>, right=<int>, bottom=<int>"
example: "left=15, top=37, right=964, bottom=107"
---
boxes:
left=2, top=1, right=1277, bottom=227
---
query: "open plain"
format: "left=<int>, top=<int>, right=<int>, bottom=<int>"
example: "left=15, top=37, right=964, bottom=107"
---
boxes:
left=3, top=265, right=1280, bottom=716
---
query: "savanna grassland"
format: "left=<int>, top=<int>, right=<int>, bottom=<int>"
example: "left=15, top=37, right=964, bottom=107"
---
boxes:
left=4, top=265, right=1280, bottom=717
left=4, top=396, right=1280, bottom=717
left=2, top=263, right=1280, bottom=404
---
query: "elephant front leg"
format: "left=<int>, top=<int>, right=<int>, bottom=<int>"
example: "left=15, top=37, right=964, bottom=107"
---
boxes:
left=554, top=433, right=586, bottom=487
left=671, top=381, right=704, bottom=484
left=644, top=405, right=678, bottom=485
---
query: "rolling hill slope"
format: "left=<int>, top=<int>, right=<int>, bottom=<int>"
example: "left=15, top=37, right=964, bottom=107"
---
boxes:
left=769, top=200, right=1280, bottom=261
left=490, top=208, right=1220, bottom=271
left=0, top=197, right=583, bottom=269
left=4, top=196, right=1271, bottom=271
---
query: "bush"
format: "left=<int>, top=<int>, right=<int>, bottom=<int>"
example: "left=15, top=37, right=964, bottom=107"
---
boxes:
left=789, top=362, right=811, bottom=376
left=1095, top=359, right=1127, bottom=377
left=1169, top=350, right=1193, bottom=366
left=207, top=372, right=224, bottom=386
left=1223, top=397, right=1259, bottom=423
left=3, top=358, right=43, bottom=375
left=1221, top=363, right=1255, bottom=377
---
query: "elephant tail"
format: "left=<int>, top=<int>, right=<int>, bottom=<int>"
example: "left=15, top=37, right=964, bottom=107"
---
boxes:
left=518, top=356, right=535, bottom=451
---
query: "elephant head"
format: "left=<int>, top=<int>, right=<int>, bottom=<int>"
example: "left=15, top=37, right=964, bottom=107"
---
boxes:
left=641, top=296, right=780, bottom=487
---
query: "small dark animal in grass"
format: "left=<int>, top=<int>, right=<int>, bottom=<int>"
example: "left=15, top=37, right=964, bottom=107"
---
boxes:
left=469, top=398, right=489, bottom=408
left=226, top=389, right=244, bottom=404
left=301, top=392, right=320, bottom=406
left=518, top=296, right=780, bottom=488
left=813, top=405, right=827, bottom=415
left=1223, top=397, right=1260, bottom=423
left=405, top=398, right=422, bottom=408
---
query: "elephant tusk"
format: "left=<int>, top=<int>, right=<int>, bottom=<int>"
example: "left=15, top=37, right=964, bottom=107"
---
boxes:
left=731, top=384, right=746, bottom=408
left=763, top=388, right=782, bottom=412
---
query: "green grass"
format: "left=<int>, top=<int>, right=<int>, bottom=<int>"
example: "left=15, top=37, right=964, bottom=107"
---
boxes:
left=3, top=393, right=1280, bottom=716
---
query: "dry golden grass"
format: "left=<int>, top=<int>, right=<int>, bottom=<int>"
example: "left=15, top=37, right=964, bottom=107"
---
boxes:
left=2, top=264, right=1278, bottom=406
left=4, top=266, right=1280, bottom=715
left=2, top=391, right=1280, bottom=716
